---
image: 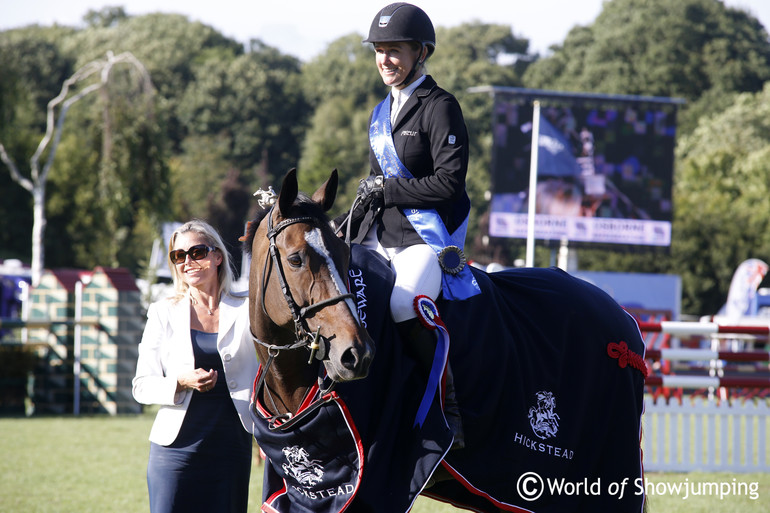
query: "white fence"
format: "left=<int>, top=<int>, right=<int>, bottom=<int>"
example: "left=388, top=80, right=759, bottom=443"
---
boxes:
left=643, top=396, right=770, bottom=472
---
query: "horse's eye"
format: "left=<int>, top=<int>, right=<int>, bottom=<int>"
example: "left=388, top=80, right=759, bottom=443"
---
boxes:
left=286, top=253, right=303, bottom=268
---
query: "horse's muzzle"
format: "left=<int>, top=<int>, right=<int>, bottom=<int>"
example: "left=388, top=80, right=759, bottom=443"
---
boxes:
left=325, top=336, right=375, bottom=382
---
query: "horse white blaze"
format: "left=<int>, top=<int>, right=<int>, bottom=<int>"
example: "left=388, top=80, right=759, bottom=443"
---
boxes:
left=304, top=228, right=361, bottom=324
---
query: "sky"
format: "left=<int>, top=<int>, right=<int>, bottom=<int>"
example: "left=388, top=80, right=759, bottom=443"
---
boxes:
left=2, top=0, right=770, bottom=62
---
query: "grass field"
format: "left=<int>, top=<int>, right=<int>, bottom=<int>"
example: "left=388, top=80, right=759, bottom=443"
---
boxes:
left=1, top=412, right=768, bottom=512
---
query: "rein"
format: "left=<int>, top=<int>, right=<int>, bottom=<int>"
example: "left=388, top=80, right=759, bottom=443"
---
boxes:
left=251, top=205, right=355, bottom=429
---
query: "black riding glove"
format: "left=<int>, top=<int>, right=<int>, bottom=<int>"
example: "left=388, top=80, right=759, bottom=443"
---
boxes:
left=357, top=175, right=384, bottom=205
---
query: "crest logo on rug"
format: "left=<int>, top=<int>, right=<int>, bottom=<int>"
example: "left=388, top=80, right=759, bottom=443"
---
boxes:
left=282, top=446, right=324, bottom=486
left=528, top=391, right=560, bottom=440
left=513, top=391, right=574, bottom=460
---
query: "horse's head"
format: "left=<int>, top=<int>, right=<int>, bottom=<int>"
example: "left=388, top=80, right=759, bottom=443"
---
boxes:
left=243, top=168, right=374, bottom=383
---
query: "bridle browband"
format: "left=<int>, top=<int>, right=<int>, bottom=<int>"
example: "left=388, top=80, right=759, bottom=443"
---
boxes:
left=251, top=205, right=356, bottom=427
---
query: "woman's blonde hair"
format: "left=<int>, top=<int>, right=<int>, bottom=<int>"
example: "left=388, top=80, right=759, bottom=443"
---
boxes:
left=167, top=219, right=235, bottom=301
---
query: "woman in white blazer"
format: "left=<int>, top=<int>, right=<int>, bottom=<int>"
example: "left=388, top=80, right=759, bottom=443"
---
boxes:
left=133, top=219, right=259, bottom=513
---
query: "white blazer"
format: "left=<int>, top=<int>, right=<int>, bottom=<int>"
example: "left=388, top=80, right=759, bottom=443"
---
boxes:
left=132, top=292, right=259, bottom=446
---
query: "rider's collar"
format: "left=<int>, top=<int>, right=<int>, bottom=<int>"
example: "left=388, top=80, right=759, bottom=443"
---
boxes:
left=391, top=73, right=425, bottom=101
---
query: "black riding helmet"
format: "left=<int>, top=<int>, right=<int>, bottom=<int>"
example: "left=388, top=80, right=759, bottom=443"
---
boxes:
left=364, top=3, right=435, bottom=86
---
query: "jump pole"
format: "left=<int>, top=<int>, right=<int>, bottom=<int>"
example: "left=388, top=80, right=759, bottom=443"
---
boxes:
left=645, top=375, right=770, bottom=388
left=637, top=321, right=770, bottom=337
left=645, top=348, right=770, bottom=362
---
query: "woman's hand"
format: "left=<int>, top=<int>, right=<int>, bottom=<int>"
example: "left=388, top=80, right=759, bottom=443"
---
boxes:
left=176, top=368, right=218, bottom=393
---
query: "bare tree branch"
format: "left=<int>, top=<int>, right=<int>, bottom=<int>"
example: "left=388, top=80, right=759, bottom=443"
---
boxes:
left=0, top=143, right=34, bottom=192
left=0, top=51, right=154, bottom=285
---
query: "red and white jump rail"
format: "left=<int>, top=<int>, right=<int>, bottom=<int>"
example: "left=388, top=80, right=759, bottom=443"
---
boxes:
left=637, top=320, right=770, bottom=389
left=644, top=374, right=770, bottom=389
left=637, top=320, right=770, bottom=338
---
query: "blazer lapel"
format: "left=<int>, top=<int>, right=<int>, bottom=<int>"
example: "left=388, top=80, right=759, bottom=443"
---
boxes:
left=217, top=293, right=244, bottom=345
left=169, top=296, right=195, bottom=367
left=169, top=296, right=192, bottom=336
left=393, top=75, right=434, bottom=130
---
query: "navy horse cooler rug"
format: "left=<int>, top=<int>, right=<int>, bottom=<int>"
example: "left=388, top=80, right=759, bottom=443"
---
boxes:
left=251, top=245, right=646, bottom=512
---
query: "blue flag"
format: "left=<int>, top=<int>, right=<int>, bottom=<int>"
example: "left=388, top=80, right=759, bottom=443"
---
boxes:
left=537, top=116, right=581, bottom=177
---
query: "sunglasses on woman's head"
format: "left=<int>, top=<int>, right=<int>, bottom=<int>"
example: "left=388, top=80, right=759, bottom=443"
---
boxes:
left=169, top=244, right=217, bottom=265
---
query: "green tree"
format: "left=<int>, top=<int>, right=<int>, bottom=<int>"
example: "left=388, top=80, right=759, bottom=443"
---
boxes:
left=523, top=0, right=770, bottom=132
left=62, top=13, right=244, bottom=148
left=179, top=43, right=309, bottom=190
left=298, top=95, right=372, bottom=216
left=301, top=33, right=383, bottom=108
left=207, top=168, right=253, bottom=277
left=83, top=6, right=128, bottom=28
left=168, top=134, right=233, bottom=221
left=298, top=33, right=386, bottom=209
left=672, top=84, right=770, bottom=314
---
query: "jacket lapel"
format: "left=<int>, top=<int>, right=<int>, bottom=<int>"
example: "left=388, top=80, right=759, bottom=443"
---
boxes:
left=217, top=293, right=244, bottom=345
left=393, top=75, right=435, bottom=130
left=169, top=296, right=195, bottom=367
left=169, top=296, right=191, bottom=333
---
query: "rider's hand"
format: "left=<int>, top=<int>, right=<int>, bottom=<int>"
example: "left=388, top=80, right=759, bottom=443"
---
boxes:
left=357, top=175, right=384, bottom=205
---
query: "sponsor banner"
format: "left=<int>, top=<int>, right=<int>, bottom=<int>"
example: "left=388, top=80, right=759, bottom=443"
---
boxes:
left=489, top=210, right=671, bottom=246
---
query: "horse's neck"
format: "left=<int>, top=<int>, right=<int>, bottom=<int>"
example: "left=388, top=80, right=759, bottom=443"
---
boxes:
left=259, top=348, right=320, bottom=415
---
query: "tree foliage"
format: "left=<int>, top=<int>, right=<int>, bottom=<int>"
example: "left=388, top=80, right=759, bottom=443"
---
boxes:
left=180, top=45, right=309, bottom=179
left=524, top=0, right=770, bottom=132
left=672, top=84, right=770, bottom=313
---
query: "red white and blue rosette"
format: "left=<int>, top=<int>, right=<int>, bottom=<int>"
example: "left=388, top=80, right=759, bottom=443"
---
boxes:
left=413, top=295, right=451, bottom=428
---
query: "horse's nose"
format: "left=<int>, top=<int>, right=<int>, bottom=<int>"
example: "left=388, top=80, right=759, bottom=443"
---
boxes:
left=340, top=342, right=373, bottom=377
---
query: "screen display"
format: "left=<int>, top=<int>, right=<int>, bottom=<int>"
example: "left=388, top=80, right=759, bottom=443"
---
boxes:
left=489, top=97, right=677, bottom=247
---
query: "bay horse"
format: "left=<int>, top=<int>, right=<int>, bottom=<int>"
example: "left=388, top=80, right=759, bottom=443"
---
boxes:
left=243, top=169, right=647, bottom=513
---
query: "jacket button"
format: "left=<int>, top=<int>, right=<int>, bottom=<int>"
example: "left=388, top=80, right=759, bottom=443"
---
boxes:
left=223, top=353, right=232, bottom=362
left=228, top=380, right=237, bottom=389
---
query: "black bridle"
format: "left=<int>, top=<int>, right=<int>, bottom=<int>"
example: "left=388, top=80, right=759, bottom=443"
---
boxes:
left=251, top=206, right=356, bottom=428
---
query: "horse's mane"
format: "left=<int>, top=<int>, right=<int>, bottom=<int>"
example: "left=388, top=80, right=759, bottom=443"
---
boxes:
left=241, top=193, right=332, bottom=255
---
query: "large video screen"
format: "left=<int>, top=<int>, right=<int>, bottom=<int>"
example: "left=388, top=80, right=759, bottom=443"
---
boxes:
left=489, top=96, right=677, bottom=247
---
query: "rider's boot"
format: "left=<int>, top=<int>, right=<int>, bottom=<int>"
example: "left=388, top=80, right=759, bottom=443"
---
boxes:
left=397, top=319, right=465, bottom=450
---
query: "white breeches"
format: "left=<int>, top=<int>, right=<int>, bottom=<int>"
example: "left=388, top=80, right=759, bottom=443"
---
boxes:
left=363, top=226, right=441, bottom=323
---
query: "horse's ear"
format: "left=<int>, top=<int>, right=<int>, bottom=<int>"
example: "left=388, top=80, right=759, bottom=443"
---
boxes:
left=311, top=169, right=338, bottom=212
left=278, top=168, right=299, bottom=215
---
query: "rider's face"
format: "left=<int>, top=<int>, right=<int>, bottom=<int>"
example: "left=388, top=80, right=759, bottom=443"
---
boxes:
left=374, top=41, right=423, bottom=89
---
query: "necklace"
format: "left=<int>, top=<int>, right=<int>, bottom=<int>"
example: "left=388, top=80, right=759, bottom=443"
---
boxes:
left=190, top=294, right=217, bottom=315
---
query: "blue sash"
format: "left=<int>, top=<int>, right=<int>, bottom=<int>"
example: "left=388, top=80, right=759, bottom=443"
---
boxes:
left=369, top=94, right=481, bottom=301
